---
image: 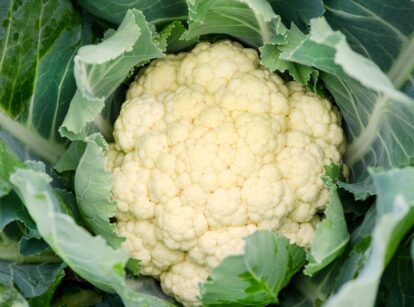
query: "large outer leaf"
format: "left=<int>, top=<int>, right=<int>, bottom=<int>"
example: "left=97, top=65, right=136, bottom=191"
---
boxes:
left=9, top=168, right=172, bottom=307
left=279, top=17, right=414, bottom=188
left=324, top=0, right=414, bottom=94
left=78, top=0, right=187, bottom=26
left=0, top=0, right=81, bottom=163
left=325, top=168, right=414, bottom=307
left=201, top=231, right=306, bottom=306
left=323, top=0, right=414, bottom=185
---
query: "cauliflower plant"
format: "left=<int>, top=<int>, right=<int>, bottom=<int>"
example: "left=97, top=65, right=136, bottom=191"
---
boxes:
left=106, top=40, right=346, bottom=306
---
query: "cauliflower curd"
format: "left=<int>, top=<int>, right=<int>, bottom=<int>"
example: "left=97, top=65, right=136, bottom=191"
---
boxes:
left=106, top=41, right=346, bottom=306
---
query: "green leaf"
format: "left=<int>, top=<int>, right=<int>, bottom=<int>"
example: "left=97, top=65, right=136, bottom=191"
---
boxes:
left=325, top=168, right=414, bottom=307
left=304, top=165, right=349, bottom=276
left=74, top=134, right=122, bottom=247
left=185, top=0, right=287, bottom=47
left=412, top=238, right=414, bottom=267
left=376, top=243, right=414, bottom=307
left=161, top=21, right=199, bottom=53
left=0, top=283, right=29, bottom=307
left=60, top=9, right=164, bottom=141
left=4, top=262, right=65, bottom=299
left=78, top=0, right=188, bottom=26
left=0, top=142, right=50, bottom=255
left=59, top=92, right=105, bottom=140
left=259, top=25, right=315, bottom=85
left=271, top=206, right=377, bottom=307
left=0, top=193, right=48, bottom=256
left=54, top=141, right=87, bottom=173
left=49, top=286, right=103, bottom=307
left=268, top=0, right=324, bottom=31
left=0, top=0, right=81, bottom=163
left=29, top=272, right=63, bottom=307
left=9, top=168, right=172, bottom=307
left=324, top=0, right=414, bottom=92
left=0, top=193, right=34, bottom=235
left=279, top=17, right=414, bottom=188
left=0, top=139, right=24, bottom=197
left=201, top=231, right=306, bottom=306
left=125, top=276, right=176, bottom=303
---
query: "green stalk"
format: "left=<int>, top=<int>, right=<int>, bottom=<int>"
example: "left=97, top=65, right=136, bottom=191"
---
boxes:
left=0, top=240, right=61, bottom=264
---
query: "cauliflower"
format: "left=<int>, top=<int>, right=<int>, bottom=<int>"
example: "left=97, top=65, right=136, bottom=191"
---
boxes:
left=106, top=40, right=346, bottom=306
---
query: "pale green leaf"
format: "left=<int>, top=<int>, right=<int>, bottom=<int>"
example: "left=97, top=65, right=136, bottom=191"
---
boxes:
left=279, top=18, right=414, bottom=188
left=325, top=168, right=414, bottom=307
left=9, top=168, right=171, bottom=307
left=54, top=141, right=86, bottom=173
left=185, top=0, right=287, bottom=47
left=60, top=9, right=164, bottom=141
left=74, top=134, right=122, bottom=247
left=304, top=165, right=349, bottom=276
left=201, top=231, right=306, bottom=306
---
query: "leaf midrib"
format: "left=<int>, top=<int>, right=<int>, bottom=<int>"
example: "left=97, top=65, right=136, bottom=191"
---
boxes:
left=0, top=0, right=14, bottom=72
left=26, top=0, right=45, bottom=128
left=0, top=110, right=65, bottom=163
left=387, top=33, right=414, bottom=89
left=345, top=28, right=414, bottom=168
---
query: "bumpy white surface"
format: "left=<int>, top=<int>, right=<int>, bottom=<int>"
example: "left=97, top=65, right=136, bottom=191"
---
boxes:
left=107, top=41, right=346, bottom=306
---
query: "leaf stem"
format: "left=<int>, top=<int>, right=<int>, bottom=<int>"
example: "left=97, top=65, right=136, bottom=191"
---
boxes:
left=0, top=241, right=61, bottom=264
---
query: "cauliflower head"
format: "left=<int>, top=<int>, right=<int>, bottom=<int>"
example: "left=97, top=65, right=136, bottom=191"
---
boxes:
left=107, top=40, right=346, bottom=306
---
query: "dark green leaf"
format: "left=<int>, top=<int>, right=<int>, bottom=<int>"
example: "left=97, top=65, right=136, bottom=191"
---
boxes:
left=0, top=0, right=81, bottom=163
left=376, top=243, right=414, bottom=307
left=324, top=0, right=414, bottom=92
left=268, top=0, right=324, bottom=31
left=10, top=263, right=65, bottom=299
left=78, top=0, right=188, bottom=26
